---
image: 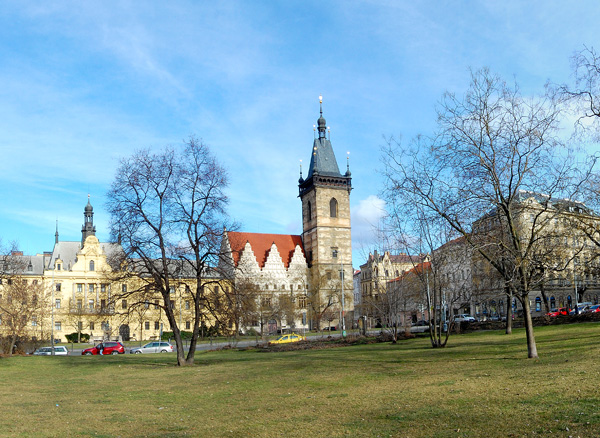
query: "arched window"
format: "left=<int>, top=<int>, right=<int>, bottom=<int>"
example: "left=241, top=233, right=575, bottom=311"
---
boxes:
left=567, top=295, right=572, bottom=308
left=307, top=201, right=312, bottom=220
left=89, top=260, right=95, bottom=271
left=550, top=296, right=556, bottom=309
left=535, top=297, right=541, bottom=312
left=330, top=198, right=338, bottom=218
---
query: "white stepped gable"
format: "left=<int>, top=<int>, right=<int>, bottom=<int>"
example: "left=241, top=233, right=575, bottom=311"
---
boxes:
left=262, top=243, right=287, bottom=280
left=288, top=245, right=307, bottom=269
left=236, top=241, right=261, bottom=278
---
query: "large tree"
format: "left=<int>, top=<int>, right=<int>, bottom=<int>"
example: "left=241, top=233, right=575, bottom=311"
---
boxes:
left=0, top=248, right=49, bottom=355
left=383, top=69, right=586, bottom=358
left=107, top=137, right=229, bottom=366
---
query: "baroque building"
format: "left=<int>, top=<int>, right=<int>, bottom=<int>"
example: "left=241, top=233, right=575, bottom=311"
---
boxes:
left=220, top=97, right=354, bottom=333
left=0, top=198, right=214, bottom=345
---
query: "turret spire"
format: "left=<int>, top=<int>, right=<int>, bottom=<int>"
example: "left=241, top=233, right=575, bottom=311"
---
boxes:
left=82, top=195, right=96, bottom=245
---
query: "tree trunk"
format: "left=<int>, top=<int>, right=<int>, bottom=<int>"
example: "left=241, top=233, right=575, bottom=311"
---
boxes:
left=539, top=282, right=551, bottom=314
left=521, top=296, right=538, bottom=359
left=505, top=291, right=512, bottom=335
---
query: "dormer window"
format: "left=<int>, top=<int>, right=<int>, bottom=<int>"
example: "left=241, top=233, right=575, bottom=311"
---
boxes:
left=57, top=263, right=61, bottom=271
left=89, top=260, right=95, bottom=271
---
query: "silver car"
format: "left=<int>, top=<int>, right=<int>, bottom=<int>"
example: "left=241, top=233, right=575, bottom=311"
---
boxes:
left=129, top=341, right=174, bottom=354
left=33, top=346, right=69, bottom=356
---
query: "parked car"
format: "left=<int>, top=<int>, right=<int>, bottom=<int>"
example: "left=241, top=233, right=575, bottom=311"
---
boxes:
left=569, top=303, right=593, bottom=315
left=129, top=342, right=174, bottom=354
left=269, top=333, right=306, bottom=345
left=82, top=341, right=125, bottom=355
left=454, top=314, right=476, bottom=323
left=413, top=320, right=429, bottom=326
left=33, top=346, right=69, bottom=356
left=589, top=304, right=600, bottom=313
left=546, top=307, right=569, bottom=317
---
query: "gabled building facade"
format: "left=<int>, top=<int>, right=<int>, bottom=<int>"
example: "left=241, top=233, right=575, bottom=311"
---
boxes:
left=220, top=98, right=354, bottom=333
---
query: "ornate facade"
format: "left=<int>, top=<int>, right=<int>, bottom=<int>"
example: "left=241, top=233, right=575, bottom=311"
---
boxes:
left=220, top=98, right=354, bottom=332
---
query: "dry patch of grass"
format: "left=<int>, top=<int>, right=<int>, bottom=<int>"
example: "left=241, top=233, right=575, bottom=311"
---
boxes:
left=0, top=324, right=599, bottom=437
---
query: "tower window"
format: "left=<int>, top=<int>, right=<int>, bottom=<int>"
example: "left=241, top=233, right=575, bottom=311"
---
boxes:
left=330, top=198, right=338, bottom=218
left=307, top=201, right=312, bottom=220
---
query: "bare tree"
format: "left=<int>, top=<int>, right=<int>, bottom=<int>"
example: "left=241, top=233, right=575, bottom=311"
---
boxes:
left=107, top=137, right=229, bottom=366
left=383, top=69, right=587, bottom=358
left=0, top=249, right=49, bottom=355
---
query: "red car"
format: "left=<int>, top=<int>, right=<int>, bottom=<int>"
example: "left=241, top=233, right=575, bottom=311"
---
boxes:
left=82, top=341, right=125, bottom=355
left=546, top=307, right=569, bottom=317
left=589, top=304, right=600, bottom=313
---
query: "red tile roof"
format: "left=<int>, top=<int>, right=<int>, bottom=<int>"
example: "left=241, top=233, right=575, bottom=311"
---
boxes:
left=227, top=231, right=305, bottom=269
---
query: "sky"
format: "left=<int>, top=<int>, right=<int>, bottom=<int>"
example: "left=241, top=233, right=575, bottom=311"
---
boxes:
left=1, top=1, right=599, bottom=268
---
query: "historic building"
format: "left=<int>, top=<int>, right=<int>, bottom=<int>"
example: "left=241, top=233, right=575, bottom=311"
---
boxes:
left=0, top=198, right=213, bottom=345
left=220, top=97, right=354, bottom=333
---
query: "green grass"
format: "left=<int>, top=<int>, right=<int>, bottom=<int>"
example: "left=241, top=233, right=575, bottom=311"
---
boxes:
left=2, top=324, right=600, bottom=437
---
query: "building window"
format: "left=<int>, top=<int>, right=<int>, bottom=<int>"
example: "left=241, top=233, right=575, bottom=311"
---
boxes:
left=185, top=321, right=191, bottom=330
left=33, top=280, right=38, bottom=285
left=78, top=321, right=83, bottom=330
left=55, top=299, right=61, bottom=309
left=122, top=284, right=127, bottom=293
left=55, top=321, right=62, bottom=331
left=57, top=263, right=61, bottom=271
left=77, top=299, right=82, bottom=309
left=145, top=321, right=150, bottom=330
left=89, top=260, right=95, bottom=271
left=169, top=287, right=175, bottom=294
left=77, top=284, right=83, bottom=293
left=7, top=279, right=12, bottom=285
left=144, top=300, right=150, bottom=309
left=101, top=299, right=106, bottom=309
left=185, top=301, right=190, bottom=310
left=90, top=322, right=95, bottom=330
left=56, top=283, right=61, bottom=292
left=89, top=284, right=94, bottom=293
left=101, top=284, right=106, bottom=293
left=154, top=300, right=159, bottom=308
left=330, top=198, right=338, bottom=218
left=307, top=201, right=312, bottom=220
left=327, top=271, right=332, bottom=280
left=550, top=296, right=556, bottom=309
left=535, top=297, right=541, bottom=312
left=89, top=299, right=94, bottom=310
left=332, top=248, right=338, bottom=258
left=154, top=321, right=159, bottom=330
left=31, top=316, right=37, bottom=327
left=122, top=299, right=127, bottom=309
left=299, top=296, right=307, bottom=309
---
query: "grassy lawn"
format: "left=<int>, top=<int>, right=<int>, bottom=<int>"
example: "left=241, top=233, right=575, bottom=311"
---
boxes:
left=1, top=324, right=599, bottom=437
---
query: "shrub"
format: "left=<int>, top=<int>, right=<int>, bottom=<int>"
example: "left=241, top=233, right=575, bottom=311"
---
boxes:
left=65, top=332, right=90, bottom=343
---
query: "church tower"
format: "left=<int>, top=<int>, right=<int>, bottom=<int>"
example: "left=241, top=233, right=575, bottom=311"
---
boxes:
left=81, top=195, right=96, bottom=246
left=298, top=96, right=352, bottom=309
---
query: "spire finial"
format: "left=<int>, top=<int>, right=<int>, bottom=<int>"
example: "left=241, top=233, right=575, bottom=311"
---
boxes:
left=317, top=95, right=326, bottom=138
left=319, top=94, right=323, bottom=116
left=345, top=151, right=352, bottom=177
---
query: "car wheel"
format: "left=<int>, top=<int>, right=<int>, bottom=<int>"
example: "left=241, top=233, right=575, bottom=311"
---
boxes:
left=135, top=351, right=141, bottom=354
left=160, top=350, right=167, bottom=353
left=111, top=351, right=119, bottom=355
left=84, top=352, right=92, bottom=355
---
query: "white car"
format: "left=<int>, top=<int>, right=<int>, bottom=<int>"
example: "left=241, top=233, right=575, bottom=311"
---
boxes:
left=33, top=346, right=69, bottom=356
left=129, top=341, right=174, bottom=354
left=454, top=314, right=476, bottom=323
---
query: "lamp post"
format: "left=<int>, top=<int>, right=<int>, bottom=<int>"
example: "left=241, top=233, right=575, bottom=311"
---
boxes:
left=340, top=254, right=346, bottom=337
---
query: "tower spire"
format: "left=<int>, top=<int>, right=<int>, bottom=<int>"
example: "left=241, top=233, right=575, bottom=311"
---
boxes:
left=82, top=194, right=96, bottom=245
left=55, top=219, right=59, bottom=244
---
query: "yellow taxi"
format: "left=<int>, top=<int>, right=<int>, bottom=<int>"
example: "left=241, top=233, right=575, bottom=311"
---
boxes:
left=268, top=333, right=306, bottom=345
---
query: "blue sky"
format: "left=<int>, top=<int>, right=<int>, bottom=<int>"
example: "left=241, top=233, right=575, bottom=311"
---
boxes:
left=1, top=1, right=599, bottom=267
